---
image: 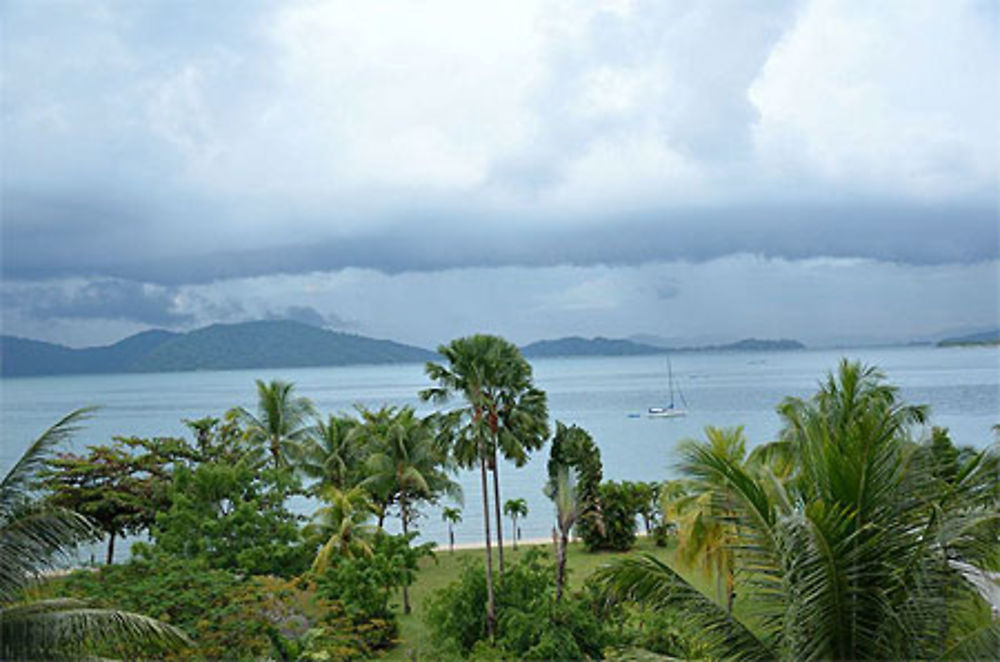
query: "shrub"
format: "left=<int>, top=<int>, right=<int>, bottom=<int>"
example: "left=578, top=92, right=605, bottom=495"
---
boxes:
left=425, top=549, right=609, bottom=659
left=43, top=554, right=393, bottom=661
left=581, top=481, right=639, bottom=551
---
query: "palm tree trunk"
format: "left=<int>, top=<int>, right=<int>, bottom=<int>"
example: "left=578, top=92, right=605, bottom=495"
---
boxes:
left=480, top=456, right=496, bottom=639
left=449, top=527, right=454, bottom=553
left=555, top=528, right=568, bottom=602
left=106, top=531, right=116, bottom=566
left=401, top=498, right=411, bottom=614
left=491, top=445, right=505, bottom=575
left=511, top=516, right=518, bottom=550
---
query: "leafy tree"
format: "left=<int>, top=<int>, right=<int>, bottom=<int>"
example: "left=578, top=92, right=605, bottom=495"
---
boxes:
left=589, top=481, right=639, bottom=552
left=546, top=422, right=604, bottom=549
left=150, top=456, right=310, bottom=577
left=358, top=406, right=459, bottom=613
left=42, top=439, right=170, bottom=564
left=595, top=360, right=1000, bottom=660
left=422, top=334, right=550, bottom=636
left=317, top=532, right=434, bottom=629
left=504, top=497, right=528, bottom=550
left=233, top=379, right=316, bottom=468
left=442, top=506, right=462, bottom=553
left=1, top=409, right=188, bottom=660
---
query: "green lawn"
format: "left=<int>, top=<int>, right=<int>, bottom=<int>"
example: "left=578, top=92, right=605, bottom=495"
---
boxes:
left=380, top=536, right=710, bottom=660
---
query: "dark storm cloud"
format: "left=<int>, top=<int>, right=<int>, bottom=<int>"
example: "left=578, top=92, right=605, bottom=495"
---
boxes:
left=2, top=201, right=995, bottom=286
left=3, top=278, right=191, bottom=326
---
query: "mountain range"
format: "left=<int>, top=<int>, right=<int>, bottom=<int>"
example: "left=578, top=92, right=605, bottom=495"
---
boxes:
left=2, top=321, right=812, bottom=377
left=0, top=320, right=436, bottom=377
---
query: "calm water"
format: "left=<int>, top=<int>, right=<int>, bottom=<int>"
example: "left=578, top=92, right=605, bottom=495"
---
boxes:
left=2, top=346, right=997, bottom=558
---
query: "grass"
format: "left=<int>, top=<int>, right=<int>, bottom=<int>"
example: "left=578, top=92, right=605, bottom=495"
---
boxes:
left=380, top=535, right=707, bottom=660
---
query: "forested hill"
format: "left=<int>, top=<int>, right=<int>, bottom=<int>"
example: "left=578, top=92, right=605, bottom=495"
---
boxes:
left=520, top=336, right=806, bottom=358
left=936, top=329, right=1000, bottom=346
left=520, top=336, right=665, bottom=358
left=0, top=321, right=437, bottom=377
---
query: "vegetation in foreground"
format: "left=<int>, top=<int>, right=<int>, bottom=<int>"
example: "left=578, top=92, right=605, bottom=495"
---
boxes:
left=5, top=333, right=997, bottom=660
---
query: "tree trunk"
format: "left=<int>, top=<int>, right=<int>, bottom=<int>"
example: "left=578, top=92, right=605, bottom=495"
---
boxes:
left=511, top=516, right=518, bottom=550
left=491, top=445, right=505, bottom=575
left=555, top=527, right=567, bottom=602
left=449, top=528, right=455, bottom=553
left=480, top=456, right=496, bottom=639
left=106, top=531, right=116, bottom=566
left=401, top=499, right=411, bottom=614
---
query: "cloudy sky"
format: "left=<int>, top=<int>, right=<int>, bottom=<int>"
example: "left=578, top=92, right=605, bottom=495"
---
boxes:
left=2, top=0, right=997, bottom=349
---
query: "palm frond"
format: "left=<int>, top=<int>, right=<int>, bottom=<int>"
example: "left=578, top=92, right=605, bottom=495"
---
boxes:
left=594, top=555, right=776, bottom=661
left=0, top=600, right=190, bottom=659
left=1, top=407, right=97, bottom=516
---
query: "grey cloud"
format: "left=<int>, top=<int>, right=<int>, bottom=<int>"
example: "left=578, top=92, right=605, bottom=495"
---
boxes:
left=3, top=278, right=191, bottom=326
left=3, top=201, right=995, bottom=285
left=263, top=305, right=358, bottom=330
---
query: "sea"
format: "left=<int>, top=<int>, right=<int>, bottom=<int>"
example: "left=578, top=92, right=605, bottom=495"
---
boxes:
left=2, top=345, right=997, bottom=561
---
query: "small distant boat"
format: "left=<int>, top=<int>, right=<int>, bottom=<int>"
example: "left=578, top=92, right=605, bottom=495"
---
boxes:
left=648, top=358, right=687, bottom=418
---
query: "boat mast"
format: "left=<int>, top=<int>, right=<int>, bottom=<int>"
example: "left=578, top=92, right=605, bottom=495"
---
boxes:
left=667, top=357, right=675, bottom=409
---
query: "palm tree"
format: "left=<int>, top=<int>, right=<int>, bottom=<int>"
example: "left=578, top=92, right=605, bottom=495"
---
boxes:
left=421, top=334, right=549, bottom=636
left=442, top=506, right=462, bottom=553
left=551, top=467, right=579, bottom=602
left=233, top=379, right=316, bottom=468
left=292, top=414, right=359, bottom=492
left=672, top=426, right=748, bottom=614
left=1, top=409, right=189, bottom=659
left=595, top=360, right=1000, bottom=660
left=309, top=485, right=378, bottom=572
left=423, top=335, right=548, bottom=566
left=358, top=406, right=460, bottom=614
left=503, top=498, right=528, bottom=550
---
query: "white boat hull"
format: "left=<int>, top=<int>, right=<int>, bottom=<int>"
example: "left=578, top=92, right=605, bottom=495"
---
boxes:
left=647, top=407, right=686, bottom=418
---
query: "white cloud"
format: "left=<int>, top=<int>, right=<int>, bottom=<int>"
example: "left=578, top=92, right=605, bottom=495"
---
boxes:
left=749, top=0, right=998, bottom=200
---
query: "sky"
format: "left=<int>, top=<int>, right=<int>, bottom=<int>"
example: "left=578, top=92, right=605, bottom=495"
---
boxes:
left=1, top=0, right=997, bottom=349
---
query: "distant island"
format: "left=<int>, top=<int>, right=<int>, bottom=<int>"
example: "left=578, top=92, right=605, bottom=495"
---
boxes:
left=0, top=320, right=437, bottom=377
left=520, top=336, right=805, bottom=358
left=936, top=329, right=1000, bottom=347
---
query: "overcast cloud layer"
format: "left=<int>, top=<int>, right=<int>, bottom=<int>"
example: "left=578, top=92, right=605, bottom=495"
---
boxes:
left=1, top=1, right=997, bottom=347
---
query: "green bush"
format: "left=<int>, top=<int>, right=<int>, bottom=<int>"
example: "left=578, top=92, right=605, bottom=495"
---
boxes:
left=425, top=549, right=609, bottom=659
left=581, top=481, right=639, bottom=551
left=43, top=555, right=393, bottom=661
left=150, top=461, right=313, bottom=577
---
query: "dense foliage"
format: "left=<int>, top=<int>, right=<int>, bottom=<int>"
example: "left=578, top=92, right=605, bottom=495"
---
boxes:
left=425, top=549, right=609, bottom=660
left=48, top=554, right=395, bottom=660
left=596, top=360, right=1000, bottom=660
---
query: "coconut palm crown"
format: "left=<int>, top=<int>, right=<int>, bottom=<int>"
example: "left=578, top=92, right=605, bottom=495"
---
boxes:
left=595, top=359, right=1000, bottom=661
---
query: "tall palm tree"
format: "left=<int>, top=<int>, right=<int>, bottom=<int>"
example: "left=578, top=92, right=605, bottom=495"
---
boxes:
left=503, top=497, right=528, bottom=550
left=358, top=406, right=460, bottom=613
left=595, top=360, right=1000, bottom=660
left=233, top=379, right=316, bottom=468
left=292, top=414, right=359, bottom=492
left=421, top=334, right=549, bottom=636
left=423, top=335, right=548, bottom=568
left=1, top=409, right=189, bottom=659
left=551, top=467, right=579, bottom=603
left=442, top=506, right=462, bottom=553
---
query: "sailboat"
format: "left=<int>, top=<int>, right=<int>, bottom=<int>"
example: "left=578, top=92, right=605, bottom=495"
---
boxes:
left=648, top=357, right=687, bottom=418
